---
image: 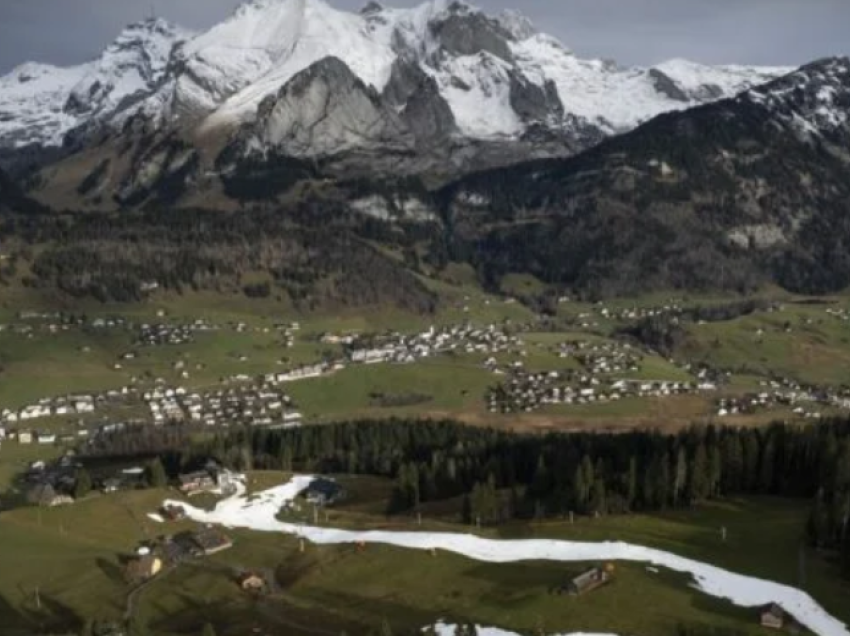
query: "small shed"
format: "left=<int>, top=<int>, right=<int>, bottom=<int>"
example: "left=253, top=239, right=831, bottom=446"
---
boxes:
left=761, top=604, right=785, bottom=630
left=567, top=565, right=612, bottom=596
left=760, top=604, right=802, bottom=633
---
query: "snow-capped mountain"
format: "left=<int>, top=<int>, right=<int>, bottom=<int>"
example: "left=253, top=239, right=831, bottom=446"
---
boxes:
left=745, top=56, right=850, bottom=142
left=1, top=0, right=792, bottom=156
left=151, top=0, right=791, bottom=142
left=0, top=18, right=190, bottom=151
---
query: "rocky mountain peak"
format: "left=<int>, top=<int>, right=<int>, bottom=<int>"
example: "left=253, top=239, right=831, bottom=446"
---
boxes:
left=495, top=9, right=537, bottom=41
left=64, top=16, right=190, bottom=119
left=245, top=55, right=411, bottom=158
left=746, top=56, right=850, bottom=140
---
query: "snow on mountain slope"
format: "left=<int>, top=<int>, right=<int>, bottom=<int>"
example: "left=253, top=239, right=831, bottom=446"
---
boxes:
left=0, top=62, right=92, bottom=148
left=0, top=0, right=798, bottom=155
left=172, top=0, right=395, bottom=129
left=67, top=18, right=191, bottom=120
left=188, top=0, right=790, bottom=140
left=745, top=56, right=850, bottom=138
left=512, top=35, right=793, bottom=134
left=0, top=18, right=188, bottom=150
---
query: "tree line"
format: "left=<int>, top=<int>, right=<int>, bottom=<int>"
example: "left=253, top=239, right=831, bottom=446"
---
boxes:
left=85, top=415, right=850, bottom=579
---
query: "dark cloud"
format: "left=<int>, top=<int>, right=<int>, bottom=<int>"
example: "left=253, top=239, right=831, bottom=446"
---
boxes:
left=0, top=0, right=847, bottom=74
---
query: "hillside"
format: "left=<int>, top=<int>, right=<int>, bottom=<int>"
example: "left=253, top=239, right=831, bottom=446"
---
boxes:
left=439, top=57, right=850, bottom=297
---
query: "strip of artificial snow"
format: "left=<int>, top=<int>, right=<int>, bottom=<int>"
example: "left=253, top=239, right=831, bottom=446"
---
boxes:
left=430, top=622, right=617, bottom=636
left=163, top=475, right=848, bottom=636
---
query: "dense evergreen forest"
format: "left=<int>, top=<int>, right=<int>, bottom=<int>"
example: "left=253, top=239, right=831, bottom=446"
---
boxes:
left=86, top=417, right=850, bottom=579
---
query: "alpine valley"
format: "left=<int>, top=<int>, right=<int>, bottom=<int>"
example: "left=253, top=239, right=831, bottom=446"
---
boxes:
left=0, top=0, right=849, bottom=304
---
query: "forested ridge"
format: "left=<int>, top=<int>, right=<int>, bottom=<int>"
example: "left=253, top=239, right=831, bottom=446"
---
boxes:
left=0, top=205, right=440, bottom=312
left=87, top=417, right=850, bottom=580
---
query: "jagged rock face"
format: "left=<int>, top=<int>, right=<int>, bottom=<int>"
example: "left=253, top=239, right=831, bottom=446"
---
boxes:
left=383, top=58, right=427, bottom=107
left=745, top=57, right=850, bottom=145
left=64, top=18, right=188, bottom=118
left=248, top=56, right=411, bottom=157
left=495, top=9, right=536, bottom=41
left=401, top=75, right=458, bottom=142
left=428, top=3, right=514, bottom=62
left=508, top=71, right=564, bottom=124
left=384, top=59, right=457, bottom=142
left=648, top=69, right=689, bottom=103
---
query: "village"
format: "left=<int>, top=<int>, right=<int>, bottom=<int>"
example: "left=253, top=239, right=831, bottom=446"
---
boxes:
left=3, top=305, right=850, bottom=450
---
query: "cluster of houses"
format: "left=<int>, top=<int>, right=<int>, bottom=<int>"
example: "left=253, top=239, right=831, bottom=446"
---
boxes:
left=825, top=307, right=850, bottom=322
left=715, top=381, right=850, bottom=419
left=487, top=368, right=712, bottom=414
left=264, top=323, right=524, bottom=385
left=592, top=302, right=685, bottom=323
left=144, top=384, right=303, bottom=429
left=134, top=319, right=300, bottom=348
left=134, top=319, right=220, bottom=346
left=554, top=340, right=644, bottom=376
left=2, top=393, right=97, bottom=425
left=344, top=323, right=523, bottom=366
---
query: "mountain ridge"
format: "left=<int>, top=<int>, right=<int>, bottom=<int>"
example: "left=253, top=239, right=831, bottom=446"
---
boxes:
left=0, top=0, right=791, bottom=170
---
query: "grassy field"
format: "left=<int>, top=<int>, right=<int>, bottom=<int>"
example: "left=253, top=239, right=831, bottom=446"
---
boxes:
left=287, top=358, right=496, bottom=421
left=0, top=468, right=846, bottom=636
left=678, top=300, right=850, bottom=386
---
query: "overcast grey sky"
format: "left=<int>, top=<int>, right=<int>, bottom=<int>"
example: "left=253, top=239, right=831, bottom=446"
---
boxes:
left=0, top=0, right=848, bottom=74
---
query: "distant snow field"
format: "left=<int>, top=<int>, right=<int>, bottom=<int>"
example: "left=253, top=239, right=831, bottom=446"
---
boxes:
left=162, top=475, right=848, bottom=636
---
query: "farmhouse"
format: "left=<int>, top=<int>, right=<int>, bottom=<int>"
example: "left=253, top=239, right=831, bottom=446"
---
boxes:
left=178, top=471, right=217, bottom=496
left=191, top=528, right=233, bottom=555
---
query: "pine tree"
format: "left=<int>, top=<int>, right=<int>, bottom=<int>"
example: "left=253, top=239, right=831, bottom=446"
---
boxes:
left=687, top=443, right=710, bottom=504
left=709, top=444, right=722, bottom=498
left=673, top=447, right=688, bottom=506
left=147, top=457, right=168, bottom=489
left=581, top=455, right=594, bottom=504
left=807, top=489, right=829, bottom=548
left=626, top=456, right=638, bottom=510
left=74, top=468, right=92, bottom=500
left=759, top=438, right=776, bottom=493
left=461, top=494, right=472, bottom=524
left=281, top=445, right=293, bottom=472
left=659, top=452, right=671, bottom=508
left=572, top=465, right=586, bottom=513
left=589, top=478, right=606, bottom=515
left=721, top=434, right=744, bottom=493
left=742, top=432, right=760, bottom=491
